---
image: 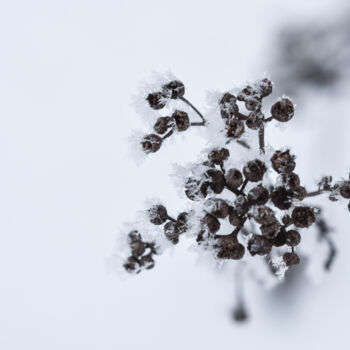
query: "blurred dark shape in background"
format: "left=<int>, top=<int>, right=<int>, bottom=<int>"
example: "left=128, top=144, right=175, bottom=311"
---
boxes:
left=271, top=11, right=350, bottom=97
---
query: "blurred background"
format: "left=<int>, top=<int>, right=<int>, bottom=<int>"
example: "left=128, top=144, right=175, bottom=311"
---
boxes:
left=1, top=0, right=350, bottom=349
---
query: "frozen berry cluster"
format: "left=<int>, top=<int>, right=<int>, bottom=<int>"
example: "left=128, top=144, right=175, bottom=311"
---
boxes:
left=123, top=74, right=349, bottom=320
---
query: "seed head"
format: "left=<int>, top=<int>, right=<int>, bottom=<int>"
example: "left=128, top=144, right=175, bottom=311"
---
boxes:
left=271, top=97, right=294, bottom=122
left=141, top=134, right=162, bottom=153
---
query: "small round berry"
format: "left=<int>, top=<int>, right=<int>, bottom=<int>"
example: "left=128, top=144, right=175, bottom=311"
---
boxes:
left=146, top=92, right=166, bottom=110
left=139, top=254, right=155, bottom=269
left=234, top=195, right=249, bottom=216
left=282, top=214, right=292, bottom=226
left=219, top=93, right=238, bottom=119
left=208, top=148, right=230, bottom=165
left=141, top=134, right=162, bottom=153
left=245, top=96, right=261, bottom=111
left=148, top=205, right=168, bottom=225
left=279, top=172, right=300, bottom=191
left=271, top=186, right=294, bottom=210
left=246, top=110, right=264, bottom=130
left=225, top=168, right=243, bottom=190
left=153, top=116, right=172, bottom=134
left=203, top=213, right=220, bottom=233
left=185, top=177, right=208, bottom=200
left=176, top=212, right=189, bottom=233
left=229, top=209, right=243, bottom=227
left=237, top=85, right=253, bottom=101
left=271, top=98, right=294, bottom=122
left=172, top=110, right=190, bottom=131
left=128, top=232, right=146, bottom=257
left=260, top=221, right=281, bottom=239
left=123, top=256, right=140, bottom=273
left=258, top=78, right=273, bottom=98
left=248, top=234, right=272, bottom=256
left=270, top=229, right=287, bottom=247
left=248, top=185, right=269, bottom=205
left=253, top=206, right=276, bottom=225
left=291, top=206, right=316, bottom=228
left=283, top=252, right=300, bottom=266
left=217, top=238, right=245, bottom=260
left=206, top=198, right=231, bottom=219
left=205, top=169, right=226, bottom=194
left=164, top=221, right=180, bottom=244
left=294, top=186, right=307, bottom=201
left=340, top=181, right=350, bottom=199
left=226, top=119, right=245, bottom=138
left=243, top=159, right=266, bottom=182
left=162, top=80, right=185, bottom=99
left=285, top=230, right=301, bottom=247
left=271, top=149, right=296, bottom=174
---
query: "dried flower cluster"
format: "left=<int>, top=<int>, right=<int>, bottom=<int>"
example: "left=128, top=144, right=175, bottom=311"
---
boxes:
left=121, top=73, right=349, bottom=321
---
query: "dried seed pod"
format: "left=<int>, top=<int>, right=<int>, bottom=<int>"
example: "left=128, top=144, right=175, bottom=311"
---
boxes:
left=282, top=214, right=292, bottom=226
left=205, top=169, right=226, bottom=194
left=243, top=159, right=266, bottom=182
left=226, top=119, right=245, bottom=138
left=164, top=221, right=180, bottom=244
left=340, top=181, right=350, bottom=199
left=271, top=98, right=294, bottom=122
left=225, top=168, right=243, bottom=190
left=141, top=134, right=162, bottom=153
left=206, top=198, right=231, bottom=219
left=184, top=177, right=209, bottom=200
left=271, top=186, right=294, bottom=210
left=258, top=78, right=273, bottom=98
left=291, top=206, right=316, bottom=228
left=123, top=256, right=140, bottom=273
left=279, top=172, right=301, bottom=191
left=253, top=206, right=276, bottom=225
left=148, top=204, right=168, bottom=225
left=153, top=116, right=172, bottom=134
left=217, top=238, right=245, bottom=260
left=208, top=148, right=230, bottom=165
left=248, top=234, right=272, bottom=256
left=283, top=252, right=300, bottom=266
left=270, top=229, right=287, bottom=247
left=219, top=92, right=238, bottom=119
left=245, top=96, right=261, bottom=111
left=162, top=80, right=185, bottom=99
left=234, top=195, right=249, bottom=216
left=172, top=110, right=190, bottom=131
left=139, top=254, right=155, bottom=269
left=271, top=149, right=296, bottom=174
left=294, top=186, right=307, bottom=201
left=237, top=85, right=253, bottom=101
left=285, top=230, right=301, bottom=247
left=246, top=110, right=264, bottom=130
left=229, top=209, right=243, bottom=227
left=260, top=221, right=281, bottom=239
left=176, top=212, right=189, bottom=233
left=146, top=92, right=166, bottom=110
left=248, top=185, right=269, bottom=205
left=203, top=213, right=220, bottom=233
left=129, top=237, right=146, bottom=257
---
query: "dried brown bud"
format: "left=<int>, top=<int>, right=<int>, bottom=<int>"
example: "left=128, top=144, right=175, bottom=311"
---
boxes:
left=248, top=185, right=269, bottom=205
left=162, top=80, right=185, bottom=99
left=340, top=181, right=350, bottom=199
left=292, top=206, right=316, bottom=228
left=164, top=221, right=180, bottom=244
left=172, top=110, right=190, bottom=131
left=148, top=205, right=168, bottom=225
left=225, top=168, right=243, bottom=190
left=271, top=98, right=294, bottom=122
left=285, top=230, right=301, bottom=247
left=283, top=252, right=300, bottom=266
left=141, top=134, right=162, bottom=153
left=146, top=92, right=166, bottom=110
left=154, top=116, right=172, bottom=134
left=208, top=148, right=230, bottom=165
left=203, top=213, right=220, bottom=233
left=219, top=93, right=238, bottom=119
left=217, top=238, right=245, bottom=260
left=271, top=186, right=294, bottom=210
left=243, top=159, right=266, bottom=182
left=226, top=119, right=245, bottom=138
left=248, top=234, right=272, bottom=256
left=271, top=150, right=296, bottom=174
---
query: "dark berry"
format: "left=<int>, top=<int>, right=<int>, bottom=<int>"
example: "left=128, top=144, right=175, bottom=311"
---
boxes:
left=294, top=186, right=307, bottom=201
left=162, top=80, right=185, bottom=99
left=229, top=209, right=243, bottom=227
left=271, top=98, right=294, bottom=122
left=153, top=116, right=172, bottom=134
left=248, top=185, right=269, bottom=205
left=141, top=134, right=162, bottom=153
left=184, top=177, right=209, bottom=200
left=279, top=172, right=300, bottom=191
left=253, top=206, right=276, bottom=225
left=129, top=235, right=146, bottom=257
left=283, top=252, right=300, bottom=266
left=123, top=256, right=140, bottom=273
left=203, top=213, right=220, bottom=233
left=246, top=110, right=264, bottom=130
left=237, top=85, right=253, bottom=101
left=248, top=234, right=272, bottom=256
left=258, top=78, right=273, bottom=98
left=206, top=198, right=230, bottom=219
left=139, top=254, right=155, bottom=269
left=226, top=119, right=245, bottom=138
left=225, top=168, right=243, bottom=190
left=271, top=186, right=294, bottom=210
left=234, top=195, right=249, bottom=216
left=282, top=214, right=292, bottom=226
left=148, top=205, right=168, bottom=225
left=172, top=110, right=190, bottom=131
left=260, top=221, right=281, bottom=239
left=245, top=96, right=261, bottom=111
left=205, top=169, right=226, bottom=194
left=291, top=206, right=316, bottom=228
left=219, top=93, right=238, bottom=119
left=340, top=181, right=350, bottom=199
left=176, top=212, right=189, bottom=233
left=146, top=92, right=166, bottom=110
left=164, top=221, right=180, bottom=244
left=208, top=148, right=230, bottom=165
left=243, top=159, right=266, bottom=182
left=285, top=230, right=301, bottom=247
left=271, top=150, right=296, bottom=174
left=270, top=229, right=287, bottom=247
left=217, top=238, right=245, bottom=260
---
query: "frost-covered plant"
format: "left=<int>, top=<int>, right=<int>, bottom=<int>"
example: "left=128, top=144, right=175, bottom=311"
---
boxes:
left=119, top=72, right=350, bottom=321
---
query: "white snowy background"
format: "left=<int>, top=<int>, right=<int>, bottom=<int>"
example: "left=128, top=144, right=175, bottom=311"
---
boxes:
left=1, top=0, right=350, bottom=349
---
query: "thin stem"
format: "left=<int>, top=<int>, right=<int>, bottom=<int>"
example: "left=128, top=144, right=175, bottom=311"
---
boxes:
left=220, top=164, right=226, bottom=174
left=258, top=124, right=265, bottom=154
left=305, top=189, right=327, bottom=198
left=190, top=122, right=205, bottom=126
left=234, top=112, right=248, bottom=121
left=162, top=129, right=174, bottom=140
left=180, top=96, right=206, bottom=125
left=264, top=116, right=274, bottom=122
left=167, top=215, right=177, bottom=222
left=241, top=179, right=248, bottom=192
left=236, top=139, right=251, bottom=150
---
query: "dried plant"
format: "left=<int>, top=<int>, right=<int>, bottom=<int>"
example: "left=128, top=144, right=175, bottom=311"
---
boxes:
left=118, top=72, right=349, bottom=321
